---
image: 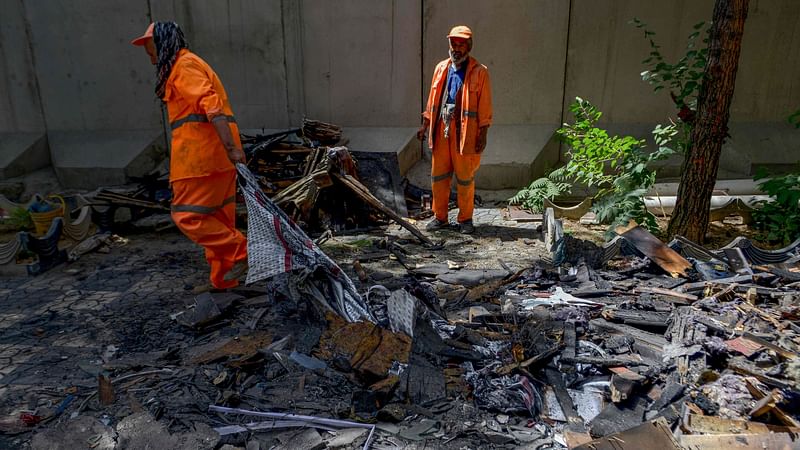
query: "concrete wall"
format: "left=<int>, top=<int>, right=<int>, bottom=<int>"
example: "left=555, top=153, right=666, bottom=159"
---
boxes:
left=730, top=0, right=800, bottom=121
left=1, top=0, right=799, bottom=183
left=24, top=0, right=158, bottom=131
left=0, top=0, right=45, bottom=132
left=564, top=0, right=800, bottom=125
left=151, top=0, right=291, bottom=129
left=301, top=0, right=421, bottom=127
left=153, top=0, right=421, bottom=129
left=564, top=0, right=712, bottom=124
left=423, top=0, right=570, bottom=125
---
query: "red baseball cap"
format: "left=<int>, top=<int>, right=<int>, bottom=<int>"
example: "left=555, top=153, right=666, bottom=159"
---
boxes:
left=131, top=22, right=154, bottom=46
left=447, top=25, right=472, bottom=40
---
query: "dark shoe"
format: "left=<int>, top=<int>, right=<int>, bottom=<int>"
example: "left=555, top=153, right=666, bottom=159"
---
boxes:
left=459, top=220, right=475, bottom=234
left=191, top=283, right=230, bottom=295
left=191, top=283, right=214, bottom=294
left=426, top=217, right=449, bottom=231
left=223, top=259, right=249, bottom=281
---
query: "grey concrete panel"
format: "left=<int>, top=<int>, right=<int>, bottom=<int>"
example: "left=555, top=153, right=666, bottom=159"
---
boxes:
left=49, top=130, right=165, bottom=189
left=343, top=127, right=421, bottom=175
left=0, top=132, right=49, bottom=179
left=729, top=2, right=800, bottom=121
left=588, top=121, right=800, bottom=181
left=301, top=0, right=421, bottom=127
left=0, top=0, right=45, bottom=132
left=564, top=0, right=714, bottom=125
left=475, top=124, right=559, bottom=189
left=150, top=0, right=290, bottom=129
left=422, top=0, right=569, bottom=125
left=411, top=125, right=557, bottom=190
left=24, top=0, right=158, bottom=131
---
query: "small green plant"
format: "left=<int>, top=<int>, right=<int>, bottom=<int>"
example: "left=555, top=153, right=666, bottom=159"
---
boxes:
left=2, top=207, right=33, bottom=231
left=790, top=109, right=800, bottom=128
left=556, top=98, right=675, bottom=235
left=631, top=18, right=709, bottom=154
left=751, top=167, right=800, bottom=245
left=508, top=172, right=571, bottom=213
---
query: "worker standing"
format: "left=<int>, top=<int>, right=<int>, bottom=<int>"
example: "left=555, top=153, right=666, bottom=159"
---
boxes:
left=417, top=25, right=492, bottom=234
left=132, top=22, right=248, bottom=293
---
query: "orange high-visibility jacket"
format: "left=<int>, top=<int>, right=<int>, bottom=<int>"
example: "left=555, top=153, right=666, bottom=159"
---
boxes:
left=422, top=56, right=492, bottom=154
left=163, top=49, right=241, bottom=182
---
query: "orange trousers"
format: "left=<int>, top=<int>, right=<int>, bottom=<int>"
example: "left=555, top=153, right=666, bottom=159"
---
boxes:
left=431, top=119, right=482, bottom=223
left=171, top=170, right=248, bottom=289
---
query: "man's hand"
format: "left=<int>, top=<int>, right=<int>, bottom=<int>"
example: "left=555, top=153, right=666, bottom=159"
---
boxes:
left=211, top=116, right=245, bottom=164
left=417, top=119, right=430, bottom=142
left=227, top=146, right=246, bottom=164
left=476, top=126, right=489, bottom=153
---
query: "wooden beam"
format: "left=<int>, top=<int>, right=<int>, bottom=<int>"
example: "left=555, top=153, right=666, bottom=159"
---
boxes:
left=333, top=173, right=435, bottom=247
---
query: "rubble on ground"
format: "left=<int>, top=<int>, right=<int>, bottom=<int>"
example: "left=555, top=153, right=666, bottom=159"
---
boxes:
left=2, top=120, right=800, bottom=449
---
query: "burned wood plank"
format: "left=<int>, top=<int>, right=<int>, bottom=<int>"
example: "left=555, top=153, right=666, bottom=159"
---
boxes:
left=602, top=309, right=671, bottom=327
left=562, top=322, right=577, bottom=372
left=677, top=274, right=753, bottom=293
left=560, top=355, right=653, bottom=367
left=588, top=397, right=647, bottom=439
left=634, top=286, right=698, bottom=302
left=728, top=358, right=791, bottom=390
left=333, top=173, right=435, bottom=247
left=95, top=190, right=171, bottom=211
left=749, top=390, right=781, bottom=418
left=609, top=367, right=645, bottom=403
left=744, top=378, right=800, bottom=428
left=575, top=418, right=679, bottom=450
left=678, top=432, right=800, bottom=449
left=741, top=332, right=798, bottom=360
left=98, top=374, right=115, bottom=406
left=680, top=414, right=800, bottom=450
left=620, top=226, right=692, bottom=277
left=544, top=367, right=586, bottom=432
left=495, top=345, right=562, bottom=376
left=610, top=374, right=636, bottom=403
left=590, top=319, right=667, bottom=350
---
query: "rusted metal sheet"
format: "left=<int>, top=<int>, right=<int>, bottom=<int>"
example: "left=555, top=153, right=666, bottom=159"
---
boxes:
left=620, top=226, right=693, bottom=277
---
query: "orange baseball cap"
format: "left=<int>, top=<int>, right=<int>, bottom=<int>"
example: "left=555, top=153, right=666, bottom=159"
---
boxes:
left=131, top=22, right=155, bottom=46
left=447, top=25, right=472, bottom=40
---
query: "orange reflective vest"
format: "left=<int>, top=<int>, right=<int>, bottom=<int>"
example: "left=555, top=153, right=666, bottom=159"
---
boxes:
left=422, top=56, right=492, bottom=154
left=163, top=49, right=241, bottom=182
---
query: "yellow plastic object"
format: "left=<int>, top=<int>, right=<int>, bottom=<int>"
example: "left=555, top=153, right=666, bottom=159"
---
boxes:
left=30, top=195, right=65, bottom=235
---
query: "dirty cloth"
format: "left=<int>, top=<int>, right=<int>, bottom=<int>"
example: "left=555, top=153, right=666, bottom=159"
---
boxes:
left=236, top=164, right=373, bottom=322
left=464, top=363, right=540, bottom=416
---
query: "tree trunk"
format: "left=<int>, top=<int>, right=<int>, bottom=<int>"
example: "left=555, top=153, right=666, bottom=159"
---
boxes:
left=667, top=0, right=749, bottom=242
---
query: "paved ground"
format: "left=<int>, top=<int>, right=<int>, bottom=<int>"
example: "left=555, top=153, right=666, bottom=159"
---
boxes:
left=0, top=206, right=549, bottom=448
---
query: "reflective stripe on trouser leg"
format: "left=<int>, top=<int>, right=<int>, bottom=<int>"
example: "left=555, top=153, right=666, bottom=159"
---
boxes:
left=431, top=119, right=455, bottom=221
left=171, top=170, right=247, bottom=289
left=452, top=146, right=482, bottom=224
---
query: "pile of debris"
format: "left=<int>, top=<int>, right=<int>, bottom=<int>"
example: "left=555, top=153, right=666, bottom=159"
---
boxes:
left=8, top=119, right=800, bottom=448
left=497, top=212, right=800, bottom=448
left=20, top=202, right=800, bottom=449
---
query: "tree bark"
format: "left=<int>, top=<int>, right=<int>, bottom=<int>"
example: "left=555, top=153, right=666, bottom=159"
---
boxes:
left=667, top=0, right=749, bottom=242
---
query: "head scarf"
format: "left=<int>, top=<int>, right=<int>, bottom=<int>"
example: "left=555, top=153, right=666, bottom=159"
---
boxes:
left=153, top=22, right=189, bottom=99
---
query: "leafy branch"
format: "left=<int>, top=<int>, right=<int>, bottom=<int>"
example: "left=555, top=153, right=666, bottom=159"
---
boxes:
left=556, top=98, right=675, bottom=235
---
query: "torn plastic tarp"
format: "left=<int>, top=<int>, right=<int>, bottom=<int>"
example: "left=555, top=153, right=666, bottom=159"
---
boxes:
left=236, top=164, right=374, bottom=323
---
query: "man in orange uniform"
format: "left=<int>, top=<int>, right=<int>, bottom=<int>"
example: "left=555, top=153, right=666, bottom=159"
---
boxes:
left=417, top=25, right=492, bottom=234
left=132, top=22, right=248, bottom=292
